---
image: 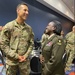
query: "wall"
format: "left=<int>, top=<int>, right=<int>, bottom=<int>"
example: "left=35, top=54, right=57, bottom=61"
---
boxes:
left=0, top=0, right=21, bottom=25
left=26, top=4, right=59, bottom=40
left=37, top=0, right=74, bottom=22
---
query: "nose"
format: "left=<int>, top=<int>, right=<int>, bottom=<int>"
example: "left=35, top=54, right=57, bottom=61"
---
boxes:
left=46, top=26, right=48, bottom=29
left=26, top=10, right=29, bottom=15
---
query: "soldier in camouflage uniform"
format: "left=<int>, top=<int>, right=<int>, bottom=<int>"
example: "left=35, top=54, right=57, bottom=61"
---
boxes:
left=65, top=26, right=75, bottom=71
left=40, top=20, right=65, bottom=75
left=1, top=2, right=34, bottom=75
left=60, top=30, right=64, bottom=38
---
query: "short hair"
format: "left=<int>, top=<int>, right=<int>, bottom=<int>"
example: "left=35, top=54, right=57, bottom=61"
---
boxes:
left=52, top=20, right=62, bottom=35
left=16, top=2, right=28, bottom=9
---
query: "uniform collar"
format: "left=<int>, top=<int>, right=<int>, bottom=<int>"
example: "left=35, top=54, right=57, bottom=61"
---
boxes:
left=14, top=20, right=26, bottom=27
left=48, top=33, right=55, bottom=40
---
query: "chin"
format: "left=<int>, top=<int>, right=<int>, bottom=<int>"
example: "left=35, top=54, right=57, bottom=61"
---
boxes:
left=45, top=32, right=48, bottom=34
left=23, top=18, right=27, bottom=21
left=22, top=16, right=27, bottom=20
left=45, top=30, right=48, bottom=34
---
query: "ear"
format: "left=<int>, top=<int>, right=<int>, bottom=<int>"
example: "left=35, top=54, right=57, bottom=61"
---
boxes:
left=17, top=9, right=19, bottom=13
left=17, top=7, right=21, bottom=14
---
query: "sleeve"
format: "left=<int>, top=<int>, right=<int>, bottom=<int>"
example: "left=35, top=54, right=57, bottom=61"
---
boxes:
left=24, top=28, right=34, bottom=58
left=65, top=32, right=71, bottom=39
left=65, top=32, right=72, bottom=45
left=43, top=38, right=65, bottom=74
left=40, top=34, right=45, bottom=43
left=1, top=25, right=19, bottom=60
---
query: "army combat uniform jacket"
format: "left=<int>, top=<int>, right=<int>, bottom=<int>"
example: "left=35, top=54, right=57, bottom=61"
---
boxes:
left=65, top=31, right=75, bottom=71
left=1, top=20, right=34, bottom=65
left=65, top=31, right=75, bottom=52
left=42, top=34, right=65, bottom=75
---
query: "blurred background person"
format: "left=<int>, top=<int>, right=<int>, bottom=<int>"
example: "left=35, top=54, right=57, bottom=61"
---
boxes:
left=65, top=25, right=75, bottom=72
left=61, top=30, right=65, bottom=38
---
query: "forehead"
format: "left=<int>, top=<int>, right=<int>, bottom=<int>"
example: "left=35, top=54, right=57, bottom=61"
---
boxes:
left=18, top=4, right=28, bottom=10
left=48, top=22, right=54, bottom=26
left=21, top=5, right=28, bottom=8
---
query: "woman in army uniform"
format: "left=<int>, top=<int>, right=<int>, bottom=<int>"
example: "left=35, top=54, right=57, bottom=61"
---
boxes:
left=40, top=20, right=65, bottom=75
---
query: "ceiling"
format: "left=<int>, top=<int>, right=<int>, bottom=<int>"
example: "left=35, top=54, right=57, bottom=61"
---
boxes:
left=37, top=0, right=75, bottom=22
left=62, top=0, right=74, bottom=14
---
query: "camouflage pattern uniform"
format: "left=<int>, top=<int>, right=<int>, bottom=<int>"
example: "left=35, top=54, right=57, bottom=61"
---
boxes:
left=1, top=20, right=34, bottom=75
left=41, top=34, right=65, bottom=75
left=65, top=31, right=75, bottom=71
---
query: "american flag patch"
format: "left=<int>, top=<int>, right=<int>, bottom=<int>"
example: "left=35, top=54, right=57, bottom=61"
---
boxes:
left=46, top=42, right=52, bottom=46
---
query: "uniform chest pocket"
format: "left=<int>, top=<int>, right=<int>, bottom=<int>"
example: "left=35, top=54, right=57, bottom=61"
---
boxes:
left=12, top=29, right=21, bottom=38
left=44, top=44, right=53, bottom=52
left=22, top=30, right=30, bottom=39
left=44, top=42, right=53, bottom=52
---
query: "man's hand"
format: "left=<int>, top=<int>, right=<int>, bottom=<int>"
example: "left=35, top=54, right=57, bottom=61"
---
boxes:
left=18, top=55, right=26, bottom=62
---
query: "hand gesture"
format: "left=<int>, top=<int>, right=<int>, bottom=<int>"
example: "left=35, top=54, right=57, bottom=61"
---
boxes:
left=18, top=55, right=26, bottom=62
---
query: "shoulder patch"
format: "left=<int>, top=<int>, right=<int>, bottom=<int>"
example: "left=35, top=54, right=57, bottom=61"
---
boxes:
left=57, top=39, right=62, bottom=45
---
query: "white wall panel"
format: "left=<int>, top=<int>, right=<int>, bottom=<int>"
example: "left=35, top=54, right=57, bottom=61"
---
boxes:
left=37, top=0, right=74, bottom=22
